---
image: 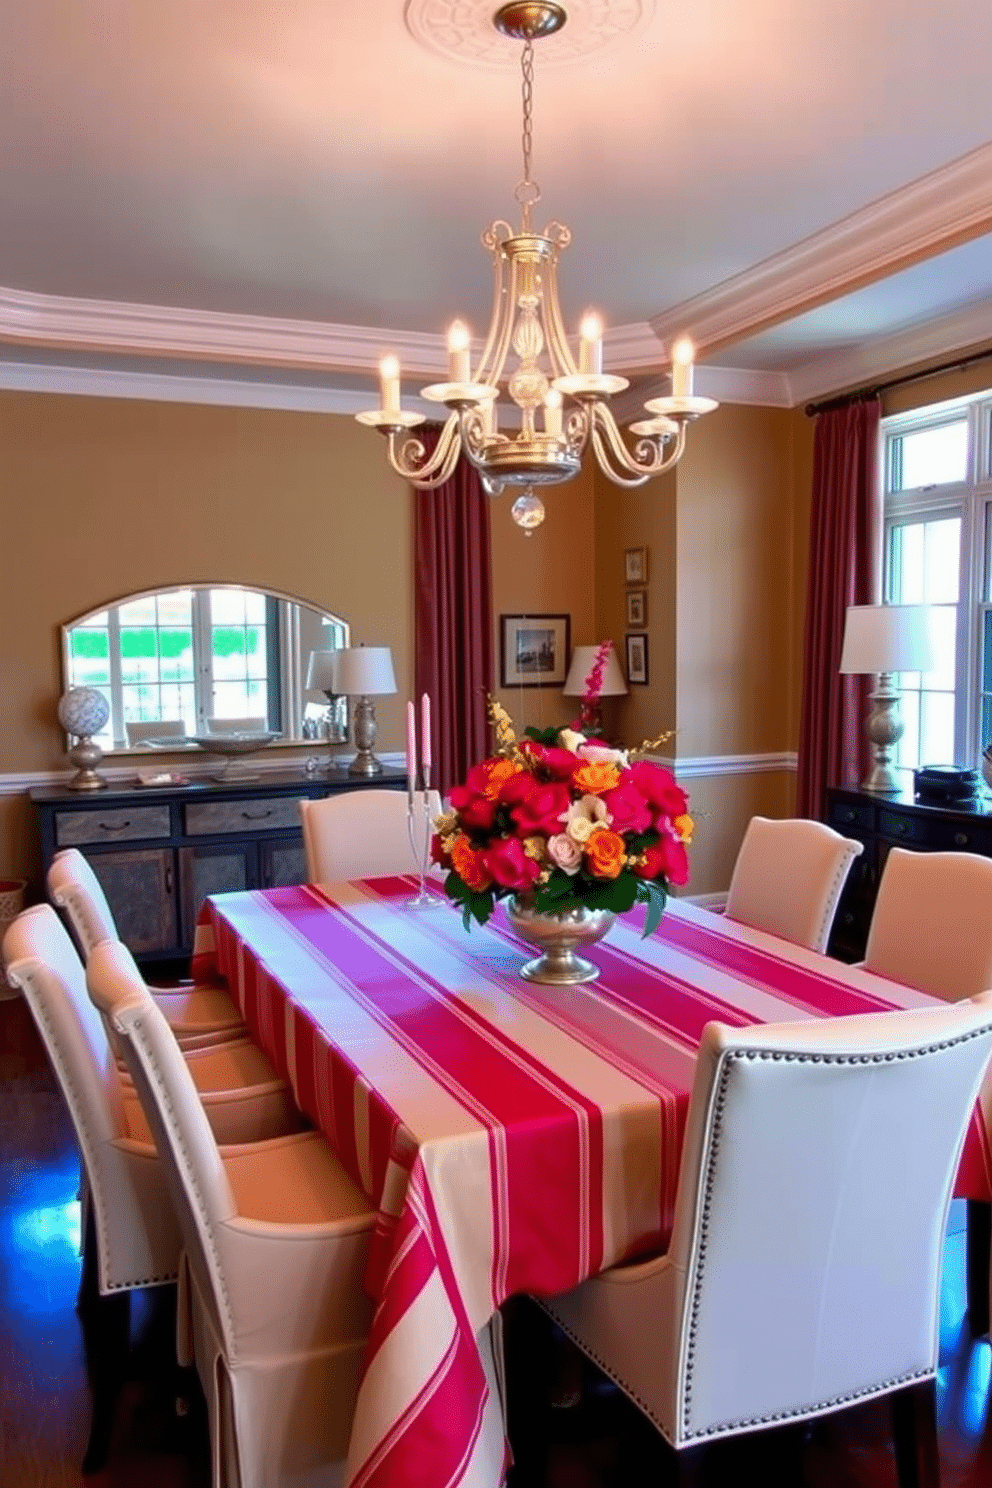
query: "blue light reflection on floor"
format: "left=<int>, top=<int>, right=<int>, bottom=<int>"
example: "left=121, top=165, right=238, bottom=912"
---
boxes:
left=0, top=1152, right=83, bottom=1337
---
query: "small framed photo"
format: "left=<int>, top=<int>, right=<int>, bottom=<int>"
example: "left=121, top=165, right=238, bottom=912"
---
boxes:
left=626, top=590, right=647, bottom=627
left=626, top=632, right=649, bottom=686
left=625, top=547, right=647, bottom=584
left=500, top=613, right=571, bottom=689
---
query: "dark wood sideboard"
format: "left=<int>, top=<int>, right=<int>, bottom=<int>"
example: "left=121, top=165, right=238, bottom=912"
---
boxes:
left=32, top=766, right=407, bottom=967
left=825, top=781, right=992, bottom=962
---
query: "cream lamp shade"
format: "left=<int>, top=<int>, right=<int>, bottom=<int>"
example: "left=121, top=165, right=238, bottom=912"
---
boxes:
left=839, top=604, right=937, bottom=676
left=333, top=647, right=397, bottom=697
left=306, top=650, right=339, bottom=693
left=563, top=644, right=628, bottom=697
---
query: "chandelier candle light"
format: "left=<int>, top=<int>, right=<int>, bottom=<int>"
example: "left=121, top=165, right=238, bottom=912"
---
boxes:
left=356, top=2, right=717, bottom=531
left=405, top=693, right=435, bottom=907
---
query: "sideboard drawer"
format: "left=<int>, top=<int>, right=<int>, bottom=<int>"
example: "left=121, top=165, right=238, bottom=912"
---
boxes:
left=55, top=804, right=172, bottom=846
left=826, top=798, right=873, bottom=832
left=877, top=808, right=929, bottom=846
left=184, top=797, right=302, bottom=837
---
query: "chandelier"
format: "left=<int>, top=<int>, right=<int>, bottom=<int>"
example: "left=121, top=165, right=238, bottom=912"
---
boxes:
left=356, top=1, right=717, bottom=530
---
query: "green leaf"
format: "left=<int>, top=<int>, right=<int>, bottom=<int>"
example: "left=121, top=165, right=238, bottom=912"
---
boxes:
left=638, top=879, right=668, bottom=938
left=524, top=725, right=563, bottom=747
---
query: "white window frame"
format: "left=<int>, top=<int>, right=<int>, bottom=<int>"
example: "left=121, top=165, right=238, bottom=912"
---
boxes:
left=883, top=390, right=992, bottom=767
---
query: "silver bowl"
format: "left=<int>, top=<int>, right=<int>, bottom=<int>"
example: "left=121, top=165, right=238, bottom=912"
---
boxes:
left=189, top=731, right=281, bottom=780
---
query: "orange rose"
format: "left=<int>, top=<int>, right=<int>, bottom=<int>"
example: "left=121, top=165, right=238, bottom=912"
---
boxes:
left=572, top=761, right=621, bottom=796
left=584, top=828, right=626, bottom=879
left=481, top=757, right=524, bottom=799
left=451, top=833, right=494, bottom=892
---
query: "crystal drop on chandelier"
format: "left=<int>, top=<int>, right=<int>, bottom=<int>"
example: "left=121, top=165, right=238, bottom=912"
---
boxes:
left=511, top=488, right=546, bottom=533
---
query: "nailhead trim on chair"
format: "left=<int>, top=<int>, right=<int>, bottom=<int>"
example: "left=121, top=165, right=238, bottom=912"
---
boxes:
left=815, top=843, right=862, bottom=951
left=128, top=1009, right=238, bottom=1347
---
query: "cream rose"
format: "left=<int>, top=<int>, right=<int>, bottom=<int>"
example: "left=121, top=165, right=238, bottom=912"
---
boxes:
left=578, top=743, right=629, bottom=769
left=557, top=728, right=587, bottom=754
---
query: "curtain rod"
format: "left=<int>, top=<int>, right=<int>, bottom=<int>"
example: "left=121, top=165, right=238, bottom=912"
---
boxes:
left=804, top=343, right=992, bottom=417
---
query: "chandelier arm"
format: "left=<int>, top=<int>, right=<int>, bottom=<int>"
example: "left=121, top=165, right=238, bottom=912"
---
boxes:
left=475, top=242, right=513, bottom=388
left=589, top=403, right=688, bottom=486
left=384, top=413, right=462, bottom=488
left=540, top=256, right=578, bottom=378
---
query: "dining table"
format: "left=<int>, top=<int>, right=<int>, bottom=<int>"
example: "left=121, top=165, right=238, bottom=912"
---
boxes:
left=192, top=876, right=992, bottom=1488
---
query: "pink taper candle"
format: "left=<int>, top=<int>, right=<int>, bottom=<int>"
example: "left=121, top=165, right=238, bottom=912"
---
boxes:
left=421, top=693, right=432, bottom=773
left=405, top=701, right=417, bottom=804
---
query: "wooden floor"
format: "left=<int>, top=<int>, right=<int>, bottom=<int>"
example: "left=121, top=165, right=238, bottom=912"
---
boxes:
left=4, top=991, right=992, bottom=1488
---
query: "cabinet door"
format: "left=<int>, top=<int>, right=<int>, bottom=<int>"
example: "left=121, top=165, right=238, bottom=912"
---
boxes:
left=260, top=836, right=308, bottom=890
left=89, top=849, right=178, bottom=956
left=178, top=844, right=252, bottom=949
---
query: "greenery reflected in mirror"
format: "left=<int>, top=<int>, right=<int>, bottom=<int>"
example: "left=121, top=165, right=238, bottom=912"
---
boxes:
left=61, top=584, right=349, bottom=752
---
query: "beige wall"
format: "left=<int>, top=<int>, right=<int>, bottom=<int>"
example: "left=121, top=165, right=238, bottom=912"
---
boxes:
left=0, top=385, right=813, bottom=901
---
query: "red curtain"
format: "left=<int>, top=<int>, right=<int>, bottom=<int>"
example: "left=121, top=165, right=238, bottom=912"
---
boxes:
left=796, top=399, right=882, bottom=819
left=414, top=429, right=494, bottom=795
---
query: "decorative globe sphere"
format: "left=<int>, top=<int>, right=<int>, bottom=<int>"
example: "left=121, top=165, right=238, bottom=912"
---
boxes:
left=511, top=490, right=546, bottom=533
left=57, top=686, right=110, bottom=738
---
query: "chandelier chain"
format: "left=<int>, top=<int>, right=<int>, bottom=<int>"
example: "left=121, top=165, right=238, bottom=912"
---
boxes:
left=514, top=38, right=541, bottom=223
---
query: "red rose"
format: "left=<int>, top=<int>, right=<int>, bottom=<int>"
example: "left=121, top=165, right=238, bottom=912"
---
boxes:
left=627, top=761, right=689, bottom=823
left=430, top=832, right=450, bottom=865
left=602, top=781, right=652, bottom=835
left=499, top=773, right=572, bottom=837
left=483, top=836, right=542, bottom=892
left=449, top=782, right=499, bottom=832
left=637, top=835, right=689, bottom=887
left=521, top=741, right=580, bottom=781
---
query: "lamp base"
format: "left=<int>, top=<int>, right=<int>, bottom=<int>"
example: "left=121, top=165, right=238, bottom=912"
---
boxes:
left=860, top=677, right=903, bottom=793
left=67, top=737, right=108, bottom=791
left=347, top=695, right=382, bottom=775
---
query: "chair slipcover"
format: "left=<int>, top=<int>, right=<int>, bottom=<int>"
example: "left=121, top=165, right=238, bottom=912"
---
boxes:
left=299, top=787, right=443, bottom=883
left=540, top=994, right=992, bottom=1453
left=48, top=847, right=245, bottom=1049
left=864, top=846, right=992, bottom=1001
left=88, top=938, right=377, bottom=1488
left=724, top=814, right=863, bottom=953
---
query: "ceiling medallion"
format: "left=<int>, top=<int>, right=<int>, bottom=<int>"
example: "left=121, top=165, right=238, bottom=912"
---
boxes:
left=404, top=0, right=655, bottom=70
left=358, top=4, right=716, bottom=505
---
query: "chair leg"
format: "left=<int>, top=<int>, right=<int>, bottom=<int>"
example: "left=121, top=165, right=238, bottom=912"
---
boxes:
left=966, top=1198, right=991, bottom=1337
left=76, top=1203, right=131, bottom=1474
left=891, top=1379, right=940, bottom=1488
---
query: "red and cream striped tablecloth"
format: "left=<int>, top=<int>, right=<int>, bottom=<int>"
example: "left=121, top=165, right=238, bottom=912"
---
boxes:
left=192, top=879, right=992, bottom=1488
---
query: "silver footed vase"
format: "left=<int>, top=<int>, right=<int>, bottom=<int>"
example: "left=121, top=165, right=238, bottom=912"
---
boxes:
left=506, top=896, right=615, bottom=985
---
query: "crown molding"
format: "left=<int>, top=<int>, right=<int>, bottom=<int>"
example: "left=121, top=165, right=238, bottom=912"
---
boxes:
left=0, top=284, right=451, bottom=378
left=649, top=141, right=992, bottom=355
left=786, top=297, right=992, bottom=406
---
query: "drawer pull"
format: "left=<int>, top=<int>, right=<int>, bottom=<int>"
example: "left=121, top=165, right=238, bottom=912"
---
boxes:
left=241, top=808, right=274, bottom=821
left=840, top=809, right=855, bottom=823
left=98, top=819, right=131, bottom=833
left=895, top=823, right=908, bottom=835
left=165, top=864, right=173, bottom=894
left=954, top=832, right=970, bottom=847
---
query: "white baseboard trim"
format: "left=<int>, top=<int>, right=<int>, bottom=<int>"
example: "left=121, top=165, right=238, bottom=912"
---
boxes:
left=683, top=892, right=728, bottom=911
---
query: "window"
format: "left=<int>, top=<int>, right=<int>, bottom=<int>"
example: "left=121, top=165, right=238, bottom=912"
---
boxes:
left=63, top=585, right=348, bottom=750
left=883, top=392, right=992, bottom=769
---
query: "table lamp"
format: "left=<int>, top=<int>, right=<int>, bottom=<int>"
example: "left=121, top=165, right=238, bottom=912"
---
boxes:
left=839, top=603, right=936, bottom=792
left=333, top=646, right=397, bottom=776
left=563, top=643, right=627, bottom=735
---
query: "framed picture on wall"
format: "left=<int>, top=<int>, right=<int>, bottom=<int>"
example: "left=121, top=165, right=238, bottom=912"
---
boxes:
left=625, top=632, right=649, bottom=686
left=626, top=590, right=647, bottom=627
left=625, top=547, right=647, bottom=584
left=500, top=613, right=571, bottom=688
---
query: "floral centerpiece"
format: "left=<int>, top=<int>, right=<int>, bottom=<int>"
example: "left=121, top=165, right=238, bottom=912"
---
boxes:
left=431, top=699, right=693, bottom=953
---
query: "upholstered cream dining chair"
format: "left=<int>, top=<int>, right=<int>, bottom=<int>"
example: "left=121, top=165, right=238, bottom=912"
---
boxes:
left=299, top=787, right=443, bottom=882
left=863, top=846, right=992, bottom=1001
left=724, top=815, right=863, bottom=953
left=125, top=719, right=186, bottom=746
left=538, top=994, right=992, bottom=1483
left=88, top=937, right=377, bottom=1488
left=49, top=848, right=245, bottom=1049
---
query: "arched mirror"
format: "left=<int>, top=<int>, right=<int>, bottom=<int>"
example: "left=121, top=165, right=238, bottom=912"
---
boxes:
left=61, top=584, right=349, bottom=752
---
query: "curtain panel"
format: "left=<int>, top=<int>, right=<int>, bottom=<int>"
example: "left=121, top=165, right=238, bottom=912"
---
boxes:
left=796, top=399, right=882, bottom=819
left=413, top=429, right=494, bottom=795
